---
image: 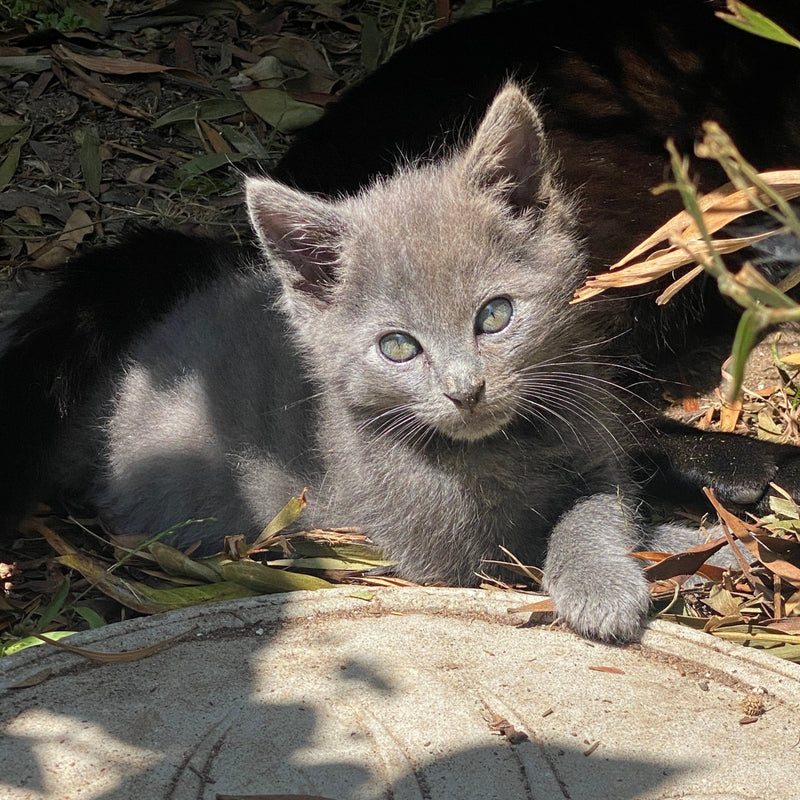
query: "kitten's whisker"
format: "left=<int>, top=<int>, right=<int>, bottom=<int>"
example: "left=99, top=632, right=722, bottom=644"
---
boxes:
left=278, top=390, right=326, bottom=413
left=515, top=396, right=589, bottom=450
left=533, top=393, right=626, bottom=459
left=517, top=368, right=648, bottom=421
left=514, top=405, right=569, bottom=446
left=520, top=372, right=647, bottom=430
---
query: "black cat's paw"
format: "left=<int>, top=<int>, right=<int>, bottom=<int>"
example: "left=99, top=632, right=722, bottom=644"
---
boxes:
left=699, top=438, right=800, bottom=512
left=701, top=454, right=779, bottom=508
left=638, top=419, right=800, bottom=512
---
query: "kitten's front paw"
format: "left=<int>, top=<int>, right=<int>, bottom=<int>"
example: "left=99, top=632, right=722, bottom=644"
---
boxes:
left=544, top=560, right=650, bottom=644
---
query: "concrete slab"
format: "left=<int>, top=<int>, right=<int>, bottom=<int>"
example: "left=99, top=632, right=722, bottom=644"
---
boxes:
left=1, top=586, right=798, bottom=800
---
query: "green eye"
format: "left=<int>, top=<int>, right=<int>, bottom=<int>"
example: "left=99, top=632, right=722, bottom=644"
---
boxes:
left=476, top=297, right=513, bottom=334
left=379, top=332, right=421, bottom=362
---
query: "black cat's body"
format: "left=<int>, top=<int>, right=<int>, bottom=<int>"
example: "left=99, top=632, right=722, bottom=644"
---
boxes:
left=0, top=232, right=256, bottom=535
left=278, top=0, right=800, bottom=350
left=3, top=0, right=800, bottom=643
left=278, top=0, right=800, bottom=264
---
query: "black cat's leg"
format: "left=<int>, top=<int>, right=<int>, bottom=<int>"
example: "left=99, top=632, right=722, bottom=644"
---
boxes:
left=632, top=417, right=800, bottom=511
left=542, top=493, right=649, bottom=643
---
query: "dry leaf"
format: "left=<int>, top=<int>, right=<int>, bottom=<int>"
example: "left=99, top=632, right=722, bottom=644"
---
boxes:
left=126, top=163, right=158, bottom=183
left=54, top=44, right=172, bottom=76
left=507, top=597, right=555, bottom=614
left=639, top=537, right=729, bottom=582
left=11, top=669, right=52, bottom=688
left=588, top=666, right=626, bottom=674
left=572, top=170, right=800, bottom=303
left=34, top=630, right=190, bottom=663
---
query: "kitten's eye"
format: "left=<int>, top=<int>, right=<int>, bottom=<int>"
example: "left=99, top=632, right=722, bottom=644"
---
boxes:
left=379, top=332, right=421, bottom=362
left=476, top=297, right=513, bottom=334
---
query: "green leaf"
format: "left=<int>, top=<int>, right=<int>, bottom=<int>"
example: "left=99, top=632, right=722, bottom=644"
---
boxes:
left=718, top=2, right=800, bottom=49
left=359, top=13, right=382, bottom=72
left=0, top=122, right=26, bottom=146
left=0, top=140, right=22, bottom=190
left=150, top=541, right=222, bottom=582
left=272, top=540, right=393, bottom=569
left=77, top=125, right=102, bottom=195
left=2, top=631, right=76, bottom=657
left=220, top=560, right=332, bottom=592
left=73, top=606, right=107, bottom=629
left=0, top=55, right=52, bottom=74
left=56, top=552, right=259, bottom=613
left=726, top=308, right=764, bottom=400
left=175, top=151, right=249, bottom=178
left=251, top=493, right=308, bottom=549
left=732, top=262, right=798, bottom=309
left=347, top=589, right=378, bottom=601
left=241, top=88, right=324, bottom=133
left=214, top=123, right=269, bottom=157
left=658, top=613, right=708, bottom=630
left=37, top=576, right=71, bottom=630
left=769, top=495, right=800, bottom=519
left=153, top=98, right=245, bottom=129
left=756, top=406, right=783, bottom=442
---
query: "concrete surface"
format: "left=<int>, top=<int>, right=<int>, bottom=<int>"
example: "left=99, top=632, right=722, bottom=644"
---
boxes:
left=1, top=586, right=799, bottom=800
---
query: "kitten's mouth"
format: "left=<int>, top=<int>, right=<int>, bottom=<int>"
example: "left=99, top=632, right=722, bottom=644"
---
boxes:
left=440, top=409, right=513, bottom=442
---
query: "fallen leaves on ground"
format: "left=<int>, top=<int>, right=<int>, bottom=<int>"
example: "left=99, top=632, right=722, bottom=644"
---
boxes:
left=644, top=489, right=800, bottom=661
left=1, top=0, right=438, bottom=269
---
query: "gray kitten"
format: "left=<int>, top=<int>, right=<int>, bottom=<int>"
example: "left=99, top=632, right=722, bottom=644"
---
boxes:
left=56, top=84, right=659, bottom=642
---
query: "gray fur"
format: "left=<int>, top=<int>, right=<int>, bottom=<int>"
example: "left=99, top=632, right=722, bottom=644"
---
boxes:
left=54, top=84, right=670, bottom=641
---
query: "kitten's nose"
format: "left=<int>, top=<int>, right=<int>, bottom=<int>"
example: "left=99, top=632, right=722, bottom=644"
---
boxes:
left=445, top=380, right=486, bottom=411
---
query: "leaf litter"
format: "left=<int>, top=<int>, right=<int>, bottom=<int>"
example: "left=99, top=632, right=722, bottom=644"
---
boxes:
left=3, top=1, right=800, bottom=664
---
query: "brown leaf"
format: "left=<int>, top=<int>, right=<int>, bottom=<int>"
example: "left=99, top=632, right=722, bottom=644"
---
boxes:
left=15, top=205, right=42, bottom=225
left=29, top=243, right=71, bottom=269
left=11, top=669, right=52, bottom=688
left=199, top=120, right=231, bottom=154
left=639, top=537, right=729, bottom=582
left=750, top=533, right=800, bottom=587
left=126, top=163, right=158, bottom=183
left=54, top=44, right=173, bottom=76
left=766, top=617, right=800, bottom=633
left=58, top=208, right=95, bottom=249
left=572, top=170, right=800, bottom=303
left=34, top=629, right=190, bottom=663
left=174, top=31, right=197, bottom=73
left=615, top=171, right=800, bottom=268
left=588, top=666, right=626, bottom=674
left=262, top=35, right=337, bottom=79
left=719, top=395, right=742, bottom=433
left=507, top=597, right=555, bottom=614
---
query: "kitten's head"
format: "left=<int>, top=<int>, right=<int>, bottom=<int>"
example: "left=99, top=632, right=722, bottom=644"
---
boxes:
left=247, top=83, right=595, bottom=443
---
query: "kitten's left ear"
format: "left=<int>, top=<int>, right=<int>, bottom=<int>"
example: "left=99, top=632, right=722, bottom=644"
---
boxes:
left=461, top=83, right=551, bottom=212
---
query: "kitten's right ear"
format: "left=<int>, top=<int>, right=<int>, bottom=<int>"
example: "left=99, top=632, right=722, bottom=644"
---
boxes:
left=461, top=82, right=551, bottom=212
left=245, top=176, right=346, bottom=304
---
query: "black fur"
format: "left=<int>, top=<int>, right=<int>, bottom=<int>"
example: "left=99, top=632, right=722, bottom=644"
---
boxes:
left=0, top=230, right=252, bottom=532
